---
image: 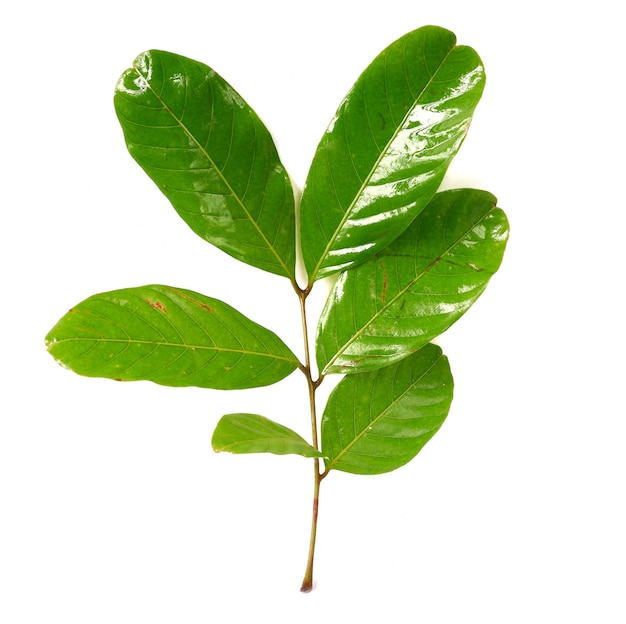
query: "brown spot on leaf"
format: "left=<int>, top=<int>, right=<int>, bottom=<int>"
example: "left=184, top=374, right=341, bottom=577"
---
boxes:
left=165, top=287, right=214, bottom=312
left=145, top=298, right=167, bottom=313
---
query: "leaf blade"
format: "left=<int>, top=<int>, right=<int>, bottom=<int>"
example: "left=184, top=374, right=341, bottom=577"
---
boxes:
left=321, top=344, right=453, bottom=475
left=212, top=413, right=322, bottom=458
left=300, top=26, right=486, bottom=282
left=317, top=188, right=509, bottom=374
left=114, top=50, right=296, bottom=279
left=46, top=285, right=299, bottom=389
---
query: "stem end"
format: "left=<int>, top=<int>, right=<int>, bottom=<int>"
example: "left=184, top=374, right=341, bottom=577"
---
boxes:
left=300, top=578, right=314, bottom=593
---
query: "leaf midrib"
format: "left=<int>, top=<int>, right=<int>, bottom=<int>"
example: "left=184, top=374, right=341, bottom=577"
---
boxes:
left=50, top=336, right=298, bottom=363
left=134, top=58, right=294, bottom=280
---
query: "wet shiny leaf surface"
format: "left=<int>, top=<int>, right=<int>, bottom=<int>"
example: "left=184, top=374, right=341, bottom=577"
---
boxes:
left=212, top=413, right=322, bottom=458
left=317, top=189, right=509, bottom=374
left=46, top=285, right=298, bottom=389
left=321, top=344, right=453, bottom=475
left=114, top=50, right=296, bottom=279
left=300, top=26, right=485, bottom=283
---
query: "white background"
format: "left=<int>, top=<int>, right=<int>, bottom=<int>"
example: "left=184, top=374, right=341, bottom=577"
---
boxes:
left=2, top=1, right=624, bottom=622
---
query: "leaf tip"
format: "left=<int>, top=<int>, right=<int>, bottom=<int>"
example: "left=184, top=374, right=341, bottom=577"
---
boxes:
left=115, top=50, right=153, bottom=97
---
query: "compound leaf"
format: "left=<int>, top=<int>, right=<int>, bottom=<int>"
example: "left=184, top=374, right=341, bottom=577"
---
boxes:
left=212, top=413, right=322, bottom=458
left=317, top=188, right=509, bottom=374
left=321, top=344, right=453, bottom=475
left=300, top=25, right=486, bottom=283
left=45, top=285, right=298, bottom=389
left=114, top=50, right=296, bottom=279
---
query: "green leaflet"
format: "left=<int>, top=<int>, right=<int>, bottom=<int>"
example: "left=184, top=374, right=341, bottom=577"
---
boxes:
left=317, top=189, right=510, bottom=374
left=212, top=413, right=322, bottom=458
left=46, top=285, right=298, bottom=389
left=321, top=344, right=453, bottom=475
left=300, top=25, right=486, bottom=283
left=114, top=50, right=296, bottom=279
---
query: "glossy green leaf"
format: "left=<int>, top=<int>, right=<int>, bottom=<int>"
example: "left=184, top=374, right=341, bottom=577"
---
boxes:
left=212, top=413, right=322, bottom=458
left=317, top=189, right=509, bottom=374
left=300, top=25, right=486, bottom=283
left=321, top=344, right=453, bottom=475
left=114, top=50, right=296, bottom=279
left=45, top=285, right=298, bottom=389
